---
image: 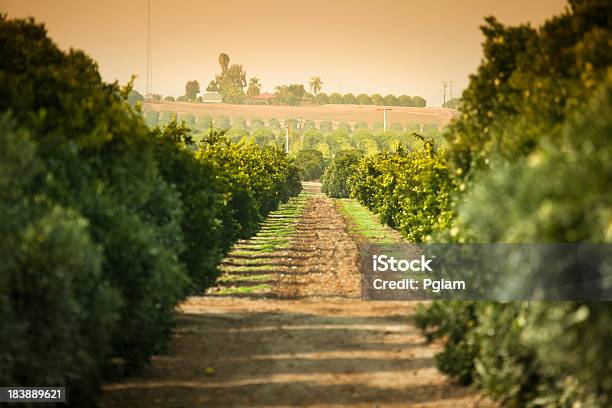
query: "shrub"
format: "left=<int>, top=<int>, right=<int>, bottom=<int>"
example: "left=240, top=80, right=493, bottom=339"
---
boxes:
left=295, top=149, right=326, bottom=181
left=371, top=94, right=384, bottom=105
left=414, top=301, right=480, bottom=385
left=362, top=139, right=380, bottom=156
left=195, top=114, right=212, bottom=131
left=0, top=16, right=304, bottom=407
left=383, top=94, right=398, bottom=106
left=227, top=127, right=248, bottom=143
left=214, top=115, right=230, bottom=130
left=337, top=122, right=351, bottom=133
left=351, top=129, right=374, bottom=150
left=197, top=132, right=302, bottom=242
left=179, top=112, right=196, bottom=129
left=0, top=115, right=120, bottom=405
left=144, top=110, right=160, bottom=127
left=350, top=139, right=454, bottom=242
left=0, top=15, right=189, bottom=401
left=343, top=93, right=356, bottom=104
left=423, top=122, right=437, bottom=133
left=274, top=84, right=304, bottom=105
left=329, top=92, right=343, bottom=104
left=164, top=95, right=175, bottom=101
left=356, top=93, right=372, bottom=105
left=374, top=130, right=400, bottom=150
left=303, top=129, right=325, bottom=149
left=398, top=95, right=412, bottom=106
left=160, top=110, right=177, bottom=126
left=319, top=120, right=333, bottom=134
left=251, top=128, right=274, bottom=146
left=302, top=119, right=316, bottom=132
left=232, top=116, right=247, bottom=130
left=285, top=118, right=298, bottom=132
left=443, top=97, right=461, bottom=109
left=326, top=130, right=351, bottom=153
left=185, top=80, right=200, bottom=101
left=303, top=92, right=315, bottom=102
left=354, top=121, right=368, bottom=130
left=268, top=118, right=281, bottom=132
left=321, top=149, right=364, bottom=198
left=315, top=92, right=329, bottom=104
left=150, top=121, right=221, bottom=291
left=411, top=96, right=426, bottom=107
left=390, top=122, right=403, bottom=132
left=315, top=142, right=331, bottom=158
left=250, top=117, right=265, bottom=131
left=415, top=3, right=612, bottom=407
left=127, top=89, right=144, bottom=107
left=406, top=122, right=420, bottom=133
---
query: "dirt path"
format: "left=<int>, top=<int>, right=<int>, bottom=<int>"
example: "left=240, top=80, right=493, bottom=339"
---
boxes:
left=275, top=192, right=360, bottom=299
left=100, top=185, right=492, bottom=408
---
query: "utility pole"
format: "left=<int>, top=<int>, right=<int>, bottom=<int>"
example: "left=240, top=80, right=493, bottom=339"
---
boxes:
left=298, top=117, right=304, bottom=145
left=146, top=0, right=152, bottom=96
left=284, top=126, right=289, bottom=154
left=376, top=108, right=393, bottom=132
left=441, top=81, right=448, bottom=106
left=449, top=80, right=454, bottom=101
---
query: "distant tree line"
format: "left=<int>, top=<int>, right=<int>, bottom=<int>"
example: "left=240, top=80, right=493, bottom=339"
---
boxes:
left=140, top=53, right=427, bottom=107
left=313, top=92, right=426, bottom=107
left=443, top=97, right=461, bottom=109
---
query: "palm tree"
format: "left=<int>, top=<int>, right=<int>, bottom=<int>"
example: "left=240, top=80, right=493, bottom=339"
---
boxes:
left=218, top=53, right=230, bottom=72
left=247, top=77, right=261, bottom=97
left=309, top=77, right=323, bottom=95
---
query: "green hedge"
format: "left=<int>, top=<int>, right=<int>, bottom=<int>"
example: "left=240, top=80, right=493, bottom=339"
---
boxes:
left=198, top=133, right=301, bottom=242
left=144, top=110, right=160, bottom=127
left=349, top=139, right=453, bottom=242
left=417, top=78, right=612, bottom=407
left=0, top=16, right=301, bottom=406
left=195, top=114, right=212, bottom=131
left=321, top=150, right=364, bottom=198
left=0, top=115, right=121, bottom=404
left=337, top=2, right=611, bottom=406
left=295, top=149, right=326, bottom=181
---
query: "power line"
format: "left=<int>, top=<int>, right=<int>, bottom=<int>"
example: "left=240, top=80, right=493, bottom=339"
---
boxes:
left=441, top=81, right=448, bottom=106
left=298, top=118, right=304, bottom=144
left=284, top=126, right=290, bottom=154
left=146, top=0, right=152, bottom=95
left=376, top=108, right=393, bottom=132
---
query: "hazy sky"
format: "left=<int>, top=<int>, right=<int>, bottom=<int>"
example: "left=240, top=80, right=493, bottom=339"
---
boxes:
left=2, top=0, right=567, bottom=106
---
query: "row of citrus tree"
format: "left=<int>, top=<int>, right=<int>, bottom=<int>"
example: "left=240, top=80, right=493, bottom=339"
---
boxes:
left=302, top=129, right=446, bottom=185
left=322, top=1, right=611, bottom=405
left=311, top=92, right=426, bottom=107
left=144, top=111, right=444, bottom=174
left=0, top=16, right=301, bottom=406
left=142, top=110, right=438, bottom=135
left=133, top=90, right=427, bottom=107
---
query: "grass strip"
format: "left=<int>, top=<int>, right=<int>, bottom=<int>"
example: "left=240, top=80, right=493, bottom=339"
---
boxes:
left=335, top=198, right=404, bottom=244
left=215, top=284, right=271, bottom=295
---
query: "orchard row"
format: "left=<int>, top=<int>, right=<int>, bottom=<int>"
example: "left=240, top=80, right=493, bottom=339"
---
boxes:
left=320, top=3, right=611, bottom=406
left=0, top=16, right=301, bottom=406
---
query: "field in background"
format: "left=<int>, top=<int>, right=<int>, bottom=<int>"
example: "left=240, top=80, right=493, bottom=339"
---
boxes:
left=144, top=100, right=458, bottom=128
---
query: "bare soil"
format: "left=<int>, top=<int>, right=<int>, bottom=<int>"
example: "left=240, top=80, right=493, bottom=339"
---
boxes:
left=144, top=100, right=458, bottom=128
left=100, top=185, right=493, bottom=408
